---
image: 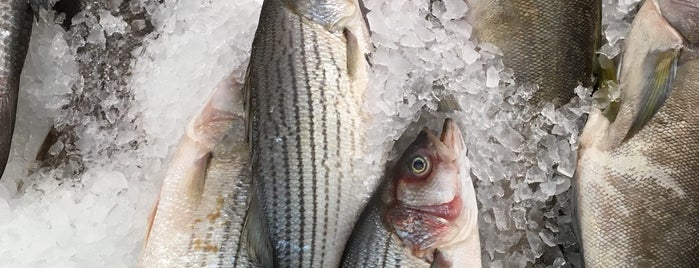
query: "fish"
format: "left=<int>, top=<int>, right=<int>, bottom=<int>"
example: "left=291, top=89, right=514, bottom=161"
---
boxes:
left=140, top=71, right=261, bottom=267
left=242, top=0, right=372, bottom=266
left=574, top=0, right=699, bottom=266
left=465, top=0, right=601, bottom=106
left=0, top=0, right=33, bottom=179
left=341, top=119, right=481, bottom=268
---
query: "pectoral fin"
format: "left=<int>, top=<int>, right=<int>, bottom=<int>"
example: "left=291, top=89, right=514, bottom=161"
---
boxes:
left=344, top=28, right=362, bottom=79
left=243, top=61, right=254, bottom=146
left=242, top=189, right=274, bottom=268
left=624, top=48, right=681, bottom=141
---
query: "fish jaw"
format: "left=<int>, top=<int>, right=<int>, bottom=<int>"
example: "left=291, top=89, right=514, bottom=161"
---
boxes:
left=383, top=119, right=480, bottom=264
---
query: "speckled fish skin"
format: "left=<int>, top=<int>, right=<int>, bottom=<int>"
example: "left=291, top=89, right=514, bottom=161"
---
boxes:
left=141, top=73, right=256, bottom=268
left=341, top=119, right=481, bottom=268
left=244, top=0, right=371, bottom=267
left=0, top=0, right=32, bottom=179
left=575, top=0, right=699, bottom=266
left=465, top=0, right=601, bottom=106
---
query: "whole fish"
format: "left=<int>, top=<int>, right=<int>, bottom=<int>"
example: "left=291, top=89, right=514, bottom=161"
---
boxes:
left=465, top=0, right=601, bottom=105
left=141, top=72, right=260, bottom=267
left=243, top=0, right=371, bottom=266
left=341, top=119, right=481, bottom=268
left=575, top=0, right=699, bottom=266
left=0, top=0, right=32, bottom=178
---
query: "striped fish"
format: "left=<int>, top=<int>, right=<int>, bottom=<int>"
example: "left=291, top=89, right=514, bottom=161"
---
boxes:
left=575, top=0, right=699, bottom=266
left=242, top=0, right=372, bottom=266
left=141, top=72, right=258, bottom=267
left=0, top=0, right=32, bottom=178
left=341, top=119, right=481, bottom=268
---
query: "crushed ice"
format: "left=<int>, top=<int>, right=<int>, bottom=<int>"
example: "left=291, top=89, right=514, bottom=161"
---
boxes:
left=0, top=0, right=640, bottom=266
left=0, top=1, right=261, bottom=266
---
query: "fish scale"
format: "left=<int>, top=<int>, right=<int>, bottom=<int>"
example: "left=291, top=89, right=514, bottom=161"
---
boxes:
left=575, top=0, right=699, bottom=266
left=245, top=0, right=370, bottom=266
left=465, top=0, right=601, bottom=106
left=140, top=72, right=256, bottom=267
left=341, top=202, right=427, bottom=267
left=0, top=0, right=32, bottom=179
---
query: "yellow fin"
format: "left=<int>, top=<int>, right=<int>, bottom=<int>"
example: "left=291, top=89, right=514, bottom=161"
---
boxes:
left=624, top=48, right=681, bottom=141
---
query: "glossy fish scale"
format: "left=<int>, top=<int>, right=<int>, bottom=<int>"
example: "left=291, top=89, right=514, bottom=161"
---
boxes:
left=245, top=0, right=370, bottom=266
left=465, top=0, right=601, bottom=106
left=575, top=0, right=699, bottom=266
left=180, top=128, right=252, bottom=267
left=340, top=202, right=431, bottom=268
left=0, top=0, right=32, bottom=178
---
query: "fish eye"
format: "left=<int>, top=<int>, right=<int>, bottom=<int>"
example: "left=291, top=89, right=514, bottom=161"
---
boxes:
left=410, top=156, right=429, bottom=175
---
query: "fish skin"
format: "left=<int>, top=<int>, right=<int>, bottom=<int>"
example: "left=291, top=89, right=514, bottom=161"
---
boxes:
left=575, top=0, right=699, bottom=266
left=465, top=0, right=601, bottom=106
left=243, top=0, right=371, bottom=266
left=341, top=119, right=481, bottom=268
left=0, top=0, right=32, bottom=179
left=141, top=71, right=256, bottom=267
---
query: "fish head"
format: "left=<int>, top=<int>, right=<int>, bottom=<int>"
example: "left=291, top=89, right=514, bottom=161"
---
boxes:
left=382, top=119, right=473, bottom=262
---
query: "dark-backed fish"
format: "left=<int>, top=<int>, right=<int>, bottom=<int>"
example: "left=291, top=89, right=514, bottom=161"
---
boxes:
left=465, top=0, right=601, bottom=105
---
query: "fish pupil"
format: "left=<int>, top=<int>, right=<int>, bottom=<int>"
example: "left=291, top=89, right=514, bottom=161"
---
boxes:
left=411, top=156, right=428, bottom=174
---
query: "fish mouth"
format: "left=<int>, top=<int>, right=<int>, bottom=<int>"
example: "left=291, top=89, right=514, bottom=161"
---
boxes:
left=408, top=118, right=465, bottom=221
left=423, top=118, right=463, bottom=161
left=440, top=118, right=463, bottom=152
left=388, top=196, right=464, bottom=255
left=403, top=195, right=463, bottom=222
left=387, top=118, right=468, bottom=256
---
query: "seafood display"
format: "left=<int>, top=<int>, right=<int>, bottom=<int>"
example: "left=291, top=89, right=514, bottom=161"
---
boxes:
left=2, top=0, right=697, bottom=267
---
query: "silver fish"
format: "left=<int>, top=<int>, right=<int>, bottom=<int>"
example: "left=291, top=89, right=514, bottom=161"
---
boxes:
left=465, top=0, right=601, bottom=105
left=141, top=72, right=258, bottom=267
left=341, top=119, right=481, bottom=268
left=242, top=0, right=372, bottom=266
left=0, top=0, right=32, bottom=178
left=575, top=0, right=699, bottom=266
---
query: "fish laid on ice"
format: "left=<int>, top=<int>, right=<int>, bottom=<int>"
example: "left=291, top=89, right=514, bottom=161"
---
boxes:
left=243, top=0, right=372, bottom=266
left=342, top=119, right=481, bottom=268
left=141, top=71, right=260, bottom=267
left=0, top=0, right=33, bottom=178
left=575, top=0, right=699, bottom=266
left=465, top=0, right=601, bottom=105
